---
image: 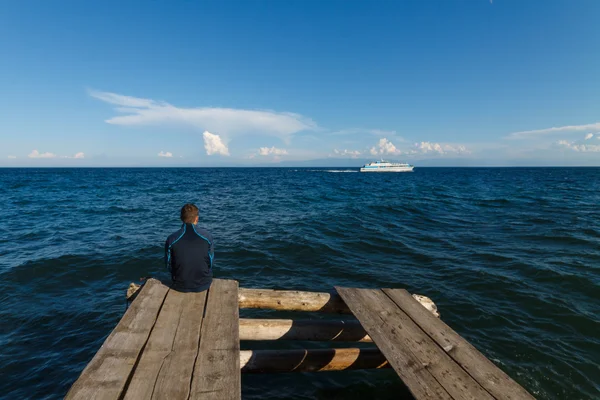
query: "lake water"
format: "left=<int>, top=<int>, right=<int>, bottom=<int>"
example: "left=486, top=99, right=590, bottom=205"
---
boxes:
left=0, top=167, right=598, bottom=399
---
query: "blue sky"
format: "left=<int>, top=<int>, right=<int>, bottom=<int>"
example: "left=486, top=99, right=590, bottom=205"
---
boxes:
left=1, top=0, right=599, bottom=166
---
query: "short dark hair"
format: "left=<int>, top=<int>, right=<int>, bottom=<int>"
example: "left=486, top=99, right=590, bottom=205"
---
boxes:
left=180, top=203, right=199, bottom=223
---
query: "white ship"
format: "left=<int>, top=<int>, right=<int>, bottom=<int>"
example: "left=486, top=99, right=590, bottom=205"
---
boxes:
left=360, top=160, right=414, bottom=172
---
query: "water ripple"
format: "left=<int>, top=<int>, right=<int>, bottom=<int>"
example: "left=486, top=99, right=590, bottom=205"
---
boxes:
left=0, top=167, right=599, bottom=399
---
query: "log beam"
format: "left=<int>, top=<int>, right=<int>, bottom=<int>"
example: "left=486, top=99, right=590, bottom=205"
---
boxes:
left=238, top=288, right=440, bottom=318
left=238, top=288, right=352, bottom=313
left=126, top=283, right=439, bottom=317
left=239, top=348, right=389, bottom=373
left=239, top=318, right=372, bottom=342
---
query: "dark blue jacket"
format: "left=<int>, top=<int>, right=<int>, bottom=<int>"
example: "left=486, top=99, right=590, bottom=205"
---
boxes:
left=165, top=223, right=214, bottom=292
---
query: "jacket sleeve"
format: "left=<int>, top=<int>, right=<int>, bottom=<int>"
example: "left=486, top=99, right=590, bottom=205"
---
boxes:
left=209, top=237, right=214, bottom=269
left=164, top=239, right=171, bottom=272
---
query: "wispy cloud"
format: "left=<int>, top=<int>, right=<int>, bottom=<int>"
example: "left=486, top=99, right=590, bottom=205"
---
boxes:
left=60, top=152, right=85, bottom=159
left=508, top=122, right=600, bottom=139
left=368, top=138, right=470, bottom=157
left=331, top=128, right=399, bottom=137
left=7, top=155, right=16, bottom=159
left=203, top=131, right=229, bottom=156
left=557, top=134, right=600, bottom=152
left=158, top=151, right=173, bottom=158
left=258, top=146, right=288, bottom=156
left=412, top=142, right=470, bottom=155
left=29, top=150, right=84, bottom=159
left=333, top=149, right=362, bottom=158
left=368, top=129, right=397, bottom=137
left=89, top=90, right=317, bottom=138
left=29, top=150, right=57, bottom=159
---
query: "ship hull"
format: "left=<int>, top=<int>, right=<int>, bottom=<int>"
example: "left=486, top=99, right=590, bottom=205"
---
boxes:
left=360, top=166, right=414, bottom=172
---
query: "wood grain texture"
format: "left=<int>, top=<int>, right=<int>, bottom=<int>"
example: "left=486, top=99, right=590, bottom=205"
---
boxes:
left=336, top=287, right=451, bottom=400
left=239, top=318, right=372, bottom=342
left=383, top=288, right=535, bottom=400
left=336, top=287, right=495, bottom=400
left=65, top=279, right=169, bottom=400
left=123, top=289, right=208, bottom=400
left=238, top=288, right=351, bottom=313
left=240, top=348, right=389, bottom=373
left=150, top=289, right=208, bottom=399
left=190, top=279, right=240, bottom=400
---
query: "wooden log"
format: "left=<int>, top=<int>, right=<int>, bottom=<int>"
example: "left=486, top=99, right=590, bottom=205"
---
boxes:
left=127, top=283, right=440, bottom=318
left=239, top=348, right=389, bottom=373
left=238, top=288, right=352, bottom=313
left=412, top=294, right=440, bottom=318
left=238, top=287, right=440, bottom=317
left=126, top=282, right=141, bottom=301
left=239, top=318, right=372, bottom=342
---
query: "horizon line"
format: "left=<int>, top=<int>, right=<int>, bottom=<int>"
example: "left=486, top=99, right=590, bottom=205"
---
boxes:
left=1, top=165, right=599, bottom=169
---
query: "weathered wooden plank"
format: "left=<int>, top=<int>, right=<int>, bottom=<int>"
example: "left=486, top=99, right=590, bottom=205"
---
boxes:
left=336, top=287, right=495, bottom=400
left=240, top=348, right=389, bottom=373
left=65, top=279, right=169, bottom=400
left=122, top=289, right=185, bottom=399
left=336, top=287, right=451, bottom=400
left=239, top=318, right=372, bottom=342
left=190, top=279, right=240, bottom=400
left=238, top=287, right=352, bottom=313
left=150, top=289, right=208, bottom=399
left=383, top=289, right=535, bottom=400
left=123, top=289, right=208, bottom=400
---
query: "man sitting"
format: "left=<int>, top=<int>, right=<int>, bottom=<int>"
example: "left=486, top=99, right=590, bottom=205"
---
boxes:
left=164, top=203, right=214, bottom=292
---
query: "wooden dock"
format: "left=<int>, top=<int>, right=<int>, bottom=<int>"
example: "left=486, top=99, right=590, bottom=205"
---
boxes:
left=66, top=279, right=534, bottom=400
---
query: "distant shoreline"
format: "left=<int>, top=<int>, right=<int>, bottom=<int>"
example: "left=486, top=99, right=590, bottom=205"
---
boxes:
left=1, top=165, right=600, bottom=169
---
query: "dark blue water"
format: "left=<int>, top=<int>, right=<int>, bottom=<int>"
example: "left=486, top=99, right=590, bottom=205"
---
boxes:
left=0, top=168, right=599, bottom=399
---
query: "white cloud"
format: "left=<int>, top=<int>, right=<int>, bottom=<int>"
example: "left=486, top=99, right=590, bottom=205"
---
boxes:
left=60, top=152, right=86, bottom=159
left=508, top=122, right=600, bottom=139
left=414, top=141, right=444, bottom=154
left=258, top=146, right=288, bottom=156
left=203, top=131, right=230, bottom=156
left=413, top=142, right=470, bottom=155
left=368, top=138, right=470, bottom=157
left=89, top=90, right=316, bottom=138
left=7, top=155, right=16, bottom=159
left=557, top=141, right=600, bottom=152
left=370, top=138, right=401, bottom=156
left=557, top=134, right=600, bottom=152
left=333, top=149, right=362, bottom=158
left=29, top=150, right=57, bottom=159
left=158, top=151, right=173, bottom=158
left=89, top=91, right=159, bottom=108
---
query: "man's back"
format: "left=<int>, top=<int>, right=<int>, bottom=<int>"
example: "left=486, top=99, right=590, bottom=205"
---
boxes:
left=165, top=220, right=214, bottom=292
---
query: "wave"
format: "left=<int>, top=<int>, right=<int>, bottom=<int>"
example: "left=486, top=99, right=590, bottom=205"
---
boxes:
left=302, top=169, right=358, bottom=173
left=1, top=167, right=600, bottom=399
